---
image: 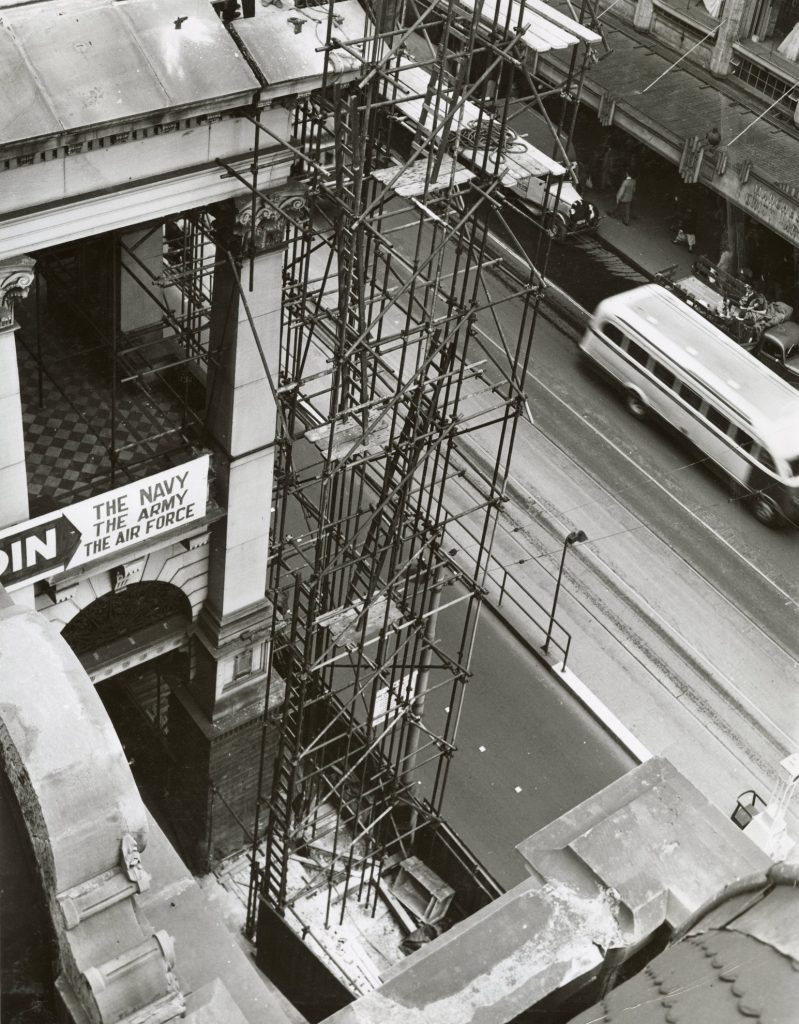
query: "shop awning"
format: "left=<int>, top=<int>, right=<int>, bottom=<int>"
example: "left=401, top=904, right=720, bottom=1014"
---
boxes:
left=539, top=2, right=799, bottom=248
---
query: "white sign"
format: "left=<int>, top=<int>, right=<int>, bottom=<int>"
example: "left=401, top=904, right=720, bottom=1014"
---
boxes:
left=0, top=456, right=209, bottom=592
left=372, top=671, right=417, bottom=726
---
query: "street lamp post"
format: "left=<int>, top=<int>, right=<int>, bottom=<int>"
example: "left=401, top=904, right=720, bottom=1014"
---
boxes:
left=543, top=529, right=587, bottom=655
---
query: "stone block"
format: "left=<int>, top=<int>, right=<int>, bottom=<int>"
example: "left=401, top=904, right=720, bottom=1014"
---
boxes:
left=216, top=536, right=270, bottom=619
left=0, top=458, right=29, bottom=528
left=0, top=329, right=23, bottom=398
left=225, top=451, right=273, bottom=549
left=229, top=377, right=276, bottom=456
left=0, top=392, right=26, bottom=468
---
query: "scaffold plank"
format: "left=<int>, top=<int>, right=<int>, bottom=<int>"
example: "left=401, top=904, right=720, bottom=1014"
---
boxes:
left=372, top=156, right=474, bottom=197
left=460, top=0, right=602, bottom=50
left=316, top=596, right=403, bottom=647
left=304, top=417, right=393, bottom=461
left=389, top=64, right=566, bottom=185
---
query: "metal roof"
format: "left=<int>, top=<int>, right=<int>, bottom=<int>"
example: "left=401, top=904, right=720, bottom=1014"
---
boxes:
left=0, top=0, right=259, bottom=150
left=232, top=0, right=370, bottom=88
left=568, top=887, right=799, bottom=1024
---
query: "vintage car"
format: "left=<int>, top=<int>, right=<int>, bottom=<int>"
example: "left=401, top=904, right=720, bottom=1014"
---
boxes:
left=657, top=258, right=793, bottom=350
left=512, top=109, right=599, bottom=241
left=521, top=173, right=599, bottom=242
left=754, top=322, right=799, bottom=388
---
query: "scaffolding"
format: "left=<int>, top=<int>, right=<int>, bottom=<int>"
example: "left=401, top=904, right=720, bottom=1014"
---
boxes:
left=213, top=0, right=601, bottom=946
left=14, top=211, right=223, bottom=517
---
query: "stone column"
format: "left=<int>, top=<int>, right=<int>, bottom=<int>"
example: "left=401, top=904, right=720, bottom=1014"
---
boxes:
left=0, top=257, right=36, bottom=608
left=119, top=225, right=165, bottom=334
left=710, top=0, right=747, bottom=77
left=633, top=0, right=655, bottom=33
left=168, top=194, right=302, bottom=867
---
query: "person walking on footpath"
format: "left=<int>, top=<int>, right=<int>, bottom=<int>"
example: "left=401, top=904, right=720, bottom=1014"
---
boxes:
left=614, top=170, right=636, bottom=225
left=673, top=204, right=698, bottom=253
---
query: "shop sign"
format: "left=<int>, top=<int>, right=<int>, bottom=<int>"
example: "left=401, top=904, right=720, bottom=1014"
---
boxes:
left=0, top=456, right=209, bottom=592
left=742, top=180, right=799, bottom=246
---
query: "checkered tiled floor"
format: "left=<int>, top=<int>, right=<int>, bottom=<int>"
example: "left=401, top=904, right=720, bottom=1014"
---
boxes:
left=16, top=301, right=201, bottom=517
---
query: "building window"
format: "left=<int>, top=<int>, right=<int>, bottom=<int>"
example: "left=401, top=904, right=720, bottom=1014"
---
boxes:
left=654, top=0, right=721, bottom=34
left=234, top=648, right=253, bottom=679
left=744, top=0, right=799, bottom=63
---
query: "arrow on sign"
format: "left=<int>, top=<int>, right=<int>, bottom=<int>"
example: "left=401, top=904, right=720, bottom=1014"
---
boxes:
left=0, top=514, right=82, bottom=588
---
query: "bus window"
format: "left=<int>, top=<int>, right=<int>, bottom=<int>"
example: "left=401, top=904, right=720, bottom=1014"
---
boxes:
left=706, top=406, right=730, bottom=433
left=626, top=340, right=649, bottom=366
left=678, top=383, right=702, bottom=409
left=732, top=426, right=754, bottom=452
left=602, top=322, right=623, bottom=345
left=653, top=362, right=675, bottom=388
left=753, top=445, right=776, bottom=472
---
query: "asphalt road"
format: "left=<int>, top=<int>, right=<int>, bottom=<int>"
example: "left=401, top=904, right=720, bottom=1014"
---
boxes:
left=424, top=592, right=634, bottom=890
left=504, top=301, right=799, bottom=655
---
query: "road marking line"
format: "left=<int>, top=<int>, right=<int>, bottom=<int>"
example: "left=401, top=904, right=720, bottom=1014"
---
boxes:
left=479, top=331, right=799, bottom=613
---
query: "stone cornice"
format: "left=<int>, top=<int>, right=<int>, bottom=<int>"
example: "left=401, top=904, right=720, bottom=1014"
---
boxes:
left=0, top=151, right=293, bottom=262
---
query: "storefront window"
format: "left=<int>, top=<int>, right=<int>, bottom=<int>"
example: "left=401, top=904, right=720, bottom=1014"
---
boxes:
left=656, top=0, right=722, bottom=29
left=747, top=0, right=799, bottom=60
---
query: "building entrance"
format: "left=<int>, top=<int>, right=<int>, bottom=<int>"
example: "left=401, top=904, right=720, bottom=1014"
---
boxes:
left=60, top=581, right=194, bottom=855
left=61, top=580, right=192, bottom=684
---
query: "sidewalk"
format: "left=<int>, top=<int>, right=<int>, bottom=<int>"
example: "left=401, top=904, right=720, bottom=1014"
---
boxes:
left=588, top=180, right=697, bottom=281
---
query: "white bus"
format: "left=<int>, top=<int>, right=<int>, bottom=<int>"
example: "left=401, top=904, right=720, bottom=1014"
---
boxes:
left=580, top=284, right=799, bottom=527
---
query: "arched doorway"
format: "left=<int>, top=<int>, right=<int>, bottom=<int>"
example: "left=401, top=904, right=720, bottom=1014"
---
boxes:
left=61, top=582, right=193, bottom=853
left=61, top=580, right=192, bottom=680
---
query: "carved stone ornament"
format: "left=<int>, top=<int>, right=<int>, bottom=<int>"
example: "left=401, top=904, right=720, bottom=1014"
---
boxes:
left=0, top=254, right=35, bottom=329
left=234, top=192, right=308, bottom=255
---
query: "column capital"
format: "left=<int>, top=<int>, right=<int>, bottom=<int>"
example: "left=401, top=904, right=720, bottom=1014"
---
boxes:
left=0, top=255, right=35, bottom=329
left=233, top=190, right=308, bottom=256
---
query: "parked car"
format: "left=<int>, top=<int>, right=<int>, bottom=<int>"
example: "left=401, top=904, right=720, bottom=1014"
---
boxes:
left=513, top=110, right=599, bottom=241
left=753, top=322, right=799, bottom=388
left=521, top=175, right=599, bottom=242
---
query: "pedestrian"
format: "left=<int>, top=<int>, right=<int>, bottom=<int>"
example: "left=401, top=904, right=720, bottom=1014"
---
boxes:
left=576, top=159, right=591, bottom=192
left=666, top=194, right=683, bottom=237
left=673, top=205, right=697, bottom=253
left=591, top=140, right=613, bottom=191
left=614, top=170, right=636, bottom=225
left=717, top=245, right=734, bottom=279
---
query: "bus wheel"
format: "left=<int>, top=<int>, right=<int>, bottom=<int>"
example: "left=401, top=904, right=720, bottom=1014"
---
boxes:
left=625, top=390, right=647, bottom=419
left=750, top=493, right=781, bottom=527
